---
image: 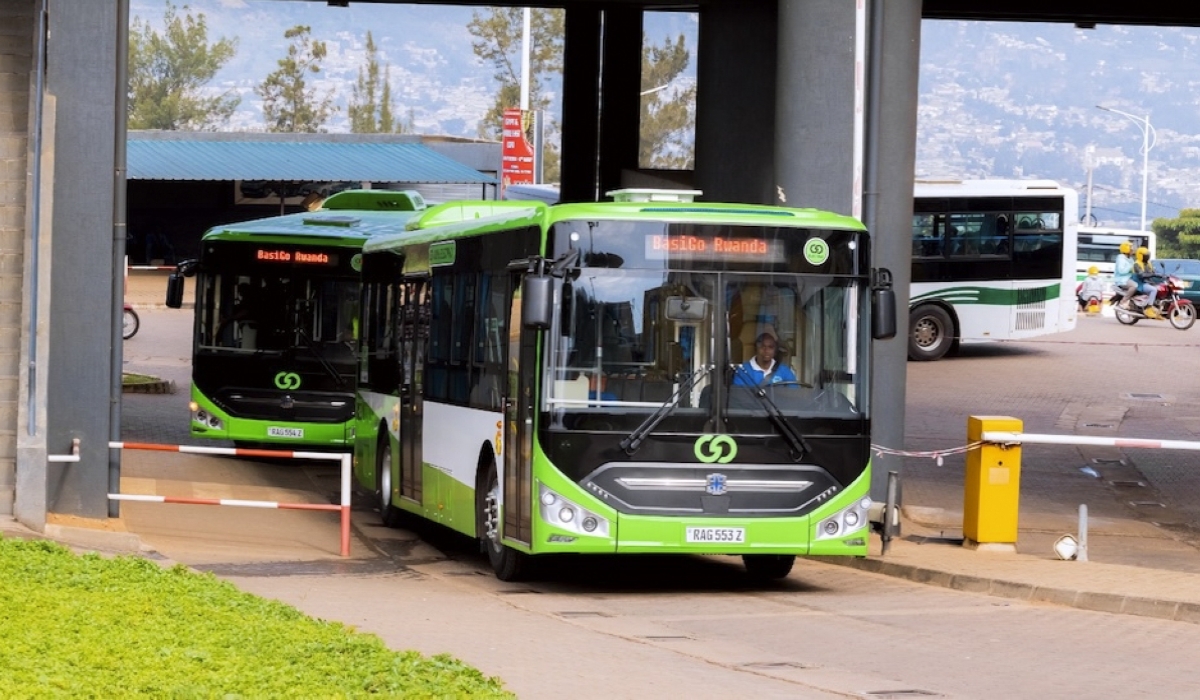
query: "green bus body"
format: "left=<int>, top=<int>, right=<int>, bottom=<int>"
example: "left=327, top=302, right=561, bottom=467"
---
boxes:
left=354, top=191, right=880, bottom=579
left=184, top=190, right=427, bottom=448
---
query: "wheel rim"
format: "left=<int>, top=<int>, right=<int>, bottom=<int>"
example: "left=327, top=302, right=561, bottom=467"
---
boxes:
left=485, top=477, right=502, bottom=553
left=378, top=441, right=392, bottom=512
left=912, top=316, right=944, bottom=350
left=1171, top=304, right=1196, bottom=328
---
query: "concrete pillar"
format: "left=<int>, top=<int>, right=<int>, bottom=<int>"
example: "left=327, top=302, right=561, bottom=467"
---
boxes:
left=0, top=0, right=36, bottom=516
left=693, top=2, right=776, bottom=204
left=15, top=0, right=121, bottom=526
left=772, top=0, right=921, bottom=501
left=559, top=6, right=601, bottom=204
left=774, top=0, right=856, bottom=212
left=867, top=0, right=922, bottom=501
left=596, top=7, right=642, bottom=198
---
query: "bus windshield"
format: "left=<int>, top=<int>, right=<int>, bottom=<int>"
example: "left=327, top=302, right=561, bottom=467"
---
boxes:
left=544, top=223, right=866, bottom=422
left=195, top=272, right=358, bottom=360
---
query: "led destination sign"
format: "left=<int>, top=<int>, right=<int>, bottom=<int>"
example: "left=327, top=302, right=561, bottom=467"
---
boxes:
left=255, top=249, right=340, bottom=266
left=645, top=235, right=786, bottom=263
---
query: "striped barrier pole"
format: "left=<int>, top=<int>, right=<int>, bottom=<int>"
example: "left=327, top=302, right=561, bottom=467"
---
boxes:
left=109, top=441, right=352, bottom=557
left=981, top=431, right=1200, bottom=452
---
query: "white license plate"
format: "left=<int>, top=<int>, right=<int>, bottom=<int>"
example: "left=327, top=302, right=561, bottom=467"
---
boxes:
left=685, top=527, right=746, bottom=544
left=267, top=427, right=304, bottom=438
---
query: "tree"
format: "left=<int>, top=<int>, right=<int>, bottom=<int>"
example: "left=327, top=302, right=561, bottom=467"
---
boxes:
left=127, top=1, right=239, bottom=130
left=347, top=32, right=413, bottom=134
left=639, top=33, right=696, bottom=169
left=256, top=25, right=336, bottom=133
left=1153, top=209, right=1200, bottom=259
left=468, top=8, right=564, bottom=181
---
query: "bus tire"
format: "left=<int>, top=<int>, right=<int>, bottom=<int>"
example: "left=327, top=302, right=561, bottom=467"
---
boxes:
left=377, top=432, right=404, bottom=528
left=479, top=460, right=527, bottom=581
left=908, top=305, right=954, bottom=361
left=743, top=554, right=795, bottom=580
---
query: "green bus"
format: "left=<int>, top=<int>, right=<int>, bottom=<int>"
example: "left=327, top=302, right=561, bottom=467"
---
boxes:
left=354, top=189, right=896, bottom=580
left=166, top=190, right=428, bottom=449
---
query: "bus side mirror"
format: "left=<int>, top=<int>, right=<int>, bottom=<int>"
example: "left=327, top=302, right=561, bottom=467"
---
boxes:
left=872, top=268, right=897, bottom=340
left=165, top=272, right=185, bottom=309
left=522, top=275, right=553, bottom=329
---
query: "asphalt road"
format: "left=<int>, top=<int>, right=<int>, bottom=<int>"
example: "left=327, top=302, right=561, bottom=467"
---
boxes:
left=115, top=307, right=1200, bottom=699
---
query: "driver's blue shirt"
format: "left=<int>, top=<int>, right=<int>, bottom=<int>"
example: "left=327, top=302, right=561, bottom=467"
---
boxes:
left=732, top=358, right=798, bottom=387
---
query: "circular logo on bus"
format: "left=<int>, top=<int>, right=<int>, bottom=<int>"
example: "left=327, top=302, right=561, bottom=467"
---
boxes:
left=350, top=253, right=363, bottom=272
left=804, top=238, right=829, bottom=266
left=695, top=434, right=738, bottom=464
left=274, top=372, right=301, bottom=390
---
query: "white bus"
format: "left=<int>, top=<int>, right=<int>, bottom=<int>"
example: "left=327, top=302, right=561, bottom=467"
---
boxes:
left=1075, top=226, right=1156, bottom=285
left=909, top=179, right=1079, bottom=361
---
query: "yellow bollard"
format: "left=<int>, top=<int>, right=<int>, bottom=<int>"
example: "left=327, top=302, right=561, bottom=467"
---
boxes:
left=963, top=416, right=1022, bottom=551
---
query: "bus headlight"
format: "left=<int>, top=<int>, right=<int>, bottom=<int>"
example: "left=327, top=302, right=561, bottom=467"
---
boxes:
left=816, top=497, right=872, bottom=541
left=538, top=484, right=608, bottom=539
left=192, top=407, right=224, bottom=431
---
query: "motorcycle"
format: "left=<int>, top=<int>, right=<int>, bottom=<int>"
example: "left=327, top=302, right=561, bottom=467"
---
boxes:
left=122, top=303, right=140, bottom=340
left=1109, top=275, right=1197, bottom=330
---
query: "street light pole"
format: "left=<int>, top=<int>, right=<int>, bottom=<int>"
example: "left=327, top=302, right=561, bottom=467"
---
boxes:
left=1096, top=105, right=1156, bottom=231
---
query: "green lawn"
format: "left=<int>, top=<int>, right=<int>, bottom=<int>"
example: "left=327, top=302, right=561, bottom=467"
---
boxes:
left=0, top=536, right=514, bottom=699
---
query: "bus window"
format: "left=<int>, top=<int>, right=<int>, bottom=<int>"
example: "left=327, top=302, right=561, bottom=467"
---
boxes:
left=911, top=214, right=941, bottom=257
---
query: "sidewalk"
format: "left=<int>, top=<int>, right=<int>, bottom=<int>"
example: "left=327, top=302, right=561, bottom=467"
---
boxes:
left=9, top=492, right=1200, bottom=628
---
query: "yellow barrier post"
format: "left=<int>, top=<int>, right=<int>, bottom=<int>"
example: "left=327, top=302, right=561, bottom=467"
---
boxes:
left=963, top=416, right=1022, bottom=552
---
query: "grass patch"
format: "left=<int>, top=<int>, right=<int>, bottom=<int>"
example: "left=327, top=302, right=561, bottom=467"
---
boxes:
left=121, top=372, right=161, bottom=386
left=0, top=537, right=514, bottom=699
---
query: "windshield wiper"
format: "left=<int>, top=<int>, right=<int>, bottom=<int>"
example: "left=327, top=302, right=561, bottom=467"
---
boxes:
left=729, top=363, right=813, bottom=462
left=294, top=326, right=347, bottom=389
left=620, top=365, right=712, bottom=455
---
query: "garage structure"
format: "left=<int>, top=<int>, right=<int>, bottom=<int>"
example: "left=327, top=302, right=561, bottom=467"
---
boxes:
left=124, top=130, right=498, bottom=267
left=0, top=0, right=1191, bottom=529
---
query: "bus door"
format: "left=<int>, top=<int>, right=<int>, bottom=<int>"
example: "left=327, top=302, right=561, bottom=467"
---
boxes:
left=503, top=273, right=536, bottom=545
left=398, top=277, right=427, bottom=505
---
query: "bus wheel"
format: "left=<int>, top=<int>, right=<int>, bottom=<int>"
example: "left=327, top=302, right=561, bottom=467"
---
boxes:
left=743, top=554, right=795, bottom=580
left=908, top=305, right=953, bottom=361
left=479, top=461, right=527, bottom=581
left=377, top=434, right=404, bottom=528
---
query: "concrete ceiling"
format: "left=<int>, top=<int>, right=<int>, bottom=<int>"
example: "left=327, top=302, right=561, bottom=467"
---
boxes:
left=920, top=1, right=1200, bottom=27
left=316, top=0, right=1200, bottom=27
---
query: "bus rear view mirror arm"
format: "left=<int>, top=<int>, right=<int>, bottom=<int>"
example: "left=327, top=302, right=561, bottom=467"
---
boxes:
left=872, top=267, right=897, bottom=340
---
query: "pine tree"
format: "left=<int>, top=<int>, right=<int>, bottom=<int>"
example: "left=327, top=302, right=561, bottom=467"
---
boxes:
left=256, top=25, right=336, bottom=133
left=468, top=8, right=563, bottom=181
left=639, top=33, right=696, bottom=169
left=348, top=32, right=409, bottom=134
left=127, top=1, right=239, bottom=130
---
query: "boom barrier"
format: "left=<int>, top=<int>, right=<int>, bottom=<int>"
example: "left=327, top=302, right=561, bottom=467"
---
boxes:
left=982, top=431, right=1200, bottom=452
left=108, top=441, right=352, bottom=557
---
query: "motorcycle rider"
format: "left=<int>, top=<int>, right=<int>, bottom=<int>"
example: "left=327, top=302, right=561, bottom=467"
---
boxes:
left=1114, top=241, right=1138, bottom=309
left=1131, top=246, right=1160, bottom=319
left=1076, top=265, right=1107, bottom=312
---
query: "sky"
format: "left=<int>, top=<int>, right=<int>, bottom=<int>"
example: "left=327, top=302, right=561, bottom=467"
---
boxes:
left=128, top=0, right=698, bottom=135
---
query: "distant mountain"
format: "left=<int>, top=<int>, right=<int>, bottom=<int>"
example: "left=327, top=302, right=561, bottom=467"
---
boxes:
left=130, top=2, right=1200, bottom=226
left=918, top=21, right=1200, bottom=227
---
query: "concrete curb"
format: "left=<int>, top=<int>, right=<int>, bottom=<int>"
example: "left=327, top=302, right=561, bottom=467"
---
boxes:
left=43, top=524, right=144, bottom=554
left=814, top=555, right=1200, bottom=626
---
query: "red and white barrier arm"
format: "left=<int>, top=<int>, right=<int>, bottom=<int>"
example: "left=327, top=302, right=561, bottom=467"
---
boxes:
left=109, top=441, right=352, bottom=557
left=982, top=431, right=1200, bottom=452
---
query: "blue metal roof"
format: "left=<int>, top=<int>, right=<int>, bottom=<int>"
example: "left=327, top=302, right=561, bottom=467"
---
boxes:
left=127, top=132, right=495, bottom=184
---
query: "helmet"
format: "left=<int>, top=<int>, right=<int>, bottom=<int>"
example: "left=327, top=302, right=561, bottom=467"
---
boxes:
left=1119, top=241, right=1133, bottom=255
left=1136, top=246, right=1149, bottom=261
left=1087, top=265, right=1099, bottom=276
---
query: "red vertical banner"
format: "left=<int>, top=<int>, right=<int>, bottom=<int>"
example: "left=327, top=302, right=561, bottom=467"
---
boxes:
left=500, top=108, right=535, bottom=197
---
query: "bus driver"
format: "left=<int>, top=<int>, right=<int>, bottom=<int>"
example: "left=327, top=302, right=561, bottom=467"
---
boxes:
left=733, top=333, right=798, bottom=387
